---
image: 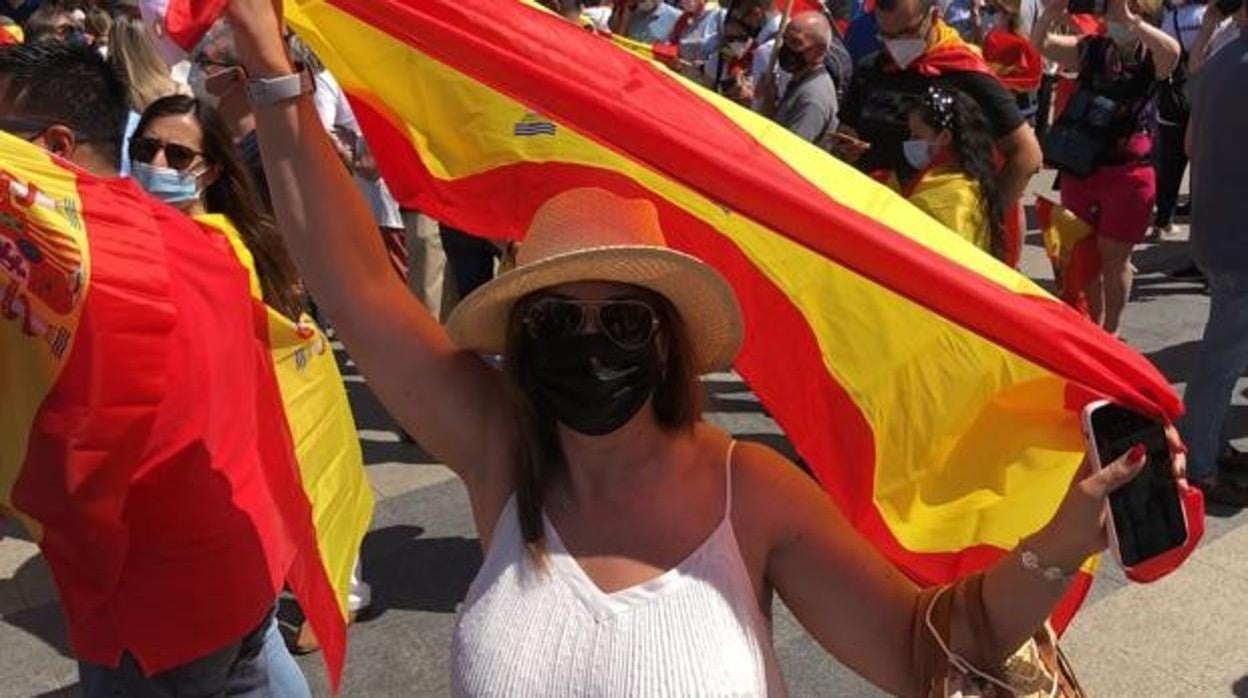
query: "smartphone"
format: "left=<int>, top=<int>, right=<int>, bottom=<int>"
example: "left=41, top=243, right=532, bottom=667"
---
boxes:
left=1067, top=0, right=1107, bottom=14
left=1081, top=401, right=1188, bottom=570
left=1216, top=0, right=1244, bottom=16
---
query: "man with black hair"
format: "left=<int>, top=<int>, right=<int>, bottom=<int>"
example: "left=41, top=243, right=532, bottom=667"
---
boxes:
left=839, top=0, right=1042, bottom=222
left=0, top=41, right=310, bottom=697
left=0, top=41, right=125, bottom=175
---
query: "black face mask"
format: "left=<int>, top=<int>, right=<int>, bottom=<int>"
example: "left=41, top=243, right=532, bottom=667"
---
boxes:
left=529, top=332, right=663, bottom=437
left=777, top=43, right=807, bottom=74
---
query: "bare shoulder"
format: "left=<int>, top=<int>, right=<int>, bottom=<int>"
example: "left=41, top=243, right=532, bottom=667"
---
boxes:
left=730, top=439, right=830, bottom=516
left=727, top=439, right=846, bottom=569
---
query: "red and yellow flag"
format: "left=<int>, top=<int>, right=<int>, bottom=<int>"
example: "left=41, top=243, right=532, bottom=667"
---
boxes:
left=164, top=0, right=1180, bottom=633
left=285, top=0, right=1183, bottom=628
left=0, top=135, right=368, bottom=690
left=1036, top=195, right=1100, bottom=315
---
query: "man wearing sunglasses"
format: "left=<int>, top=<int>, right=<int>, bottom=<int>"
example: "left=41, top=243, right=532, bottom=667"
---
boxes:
left=838, top=0, right=1043, bottom=237
left=1, top=41, right=309, bottom=697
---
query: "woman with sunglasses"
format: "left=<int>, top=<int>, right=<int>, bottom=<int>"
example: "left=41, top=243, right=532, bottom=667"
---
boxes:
left=894, top=87, right=1009, bottom=260
left=130, top=94, right=303, bottom=320
left=226, top=0, right=1181, bottom=694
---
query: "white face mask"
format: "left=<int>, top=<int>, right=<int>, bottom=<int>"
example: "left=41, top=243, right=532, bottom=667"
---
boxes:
left=903, top=138, right=936, bottom=170
left=885, top=37, right=928, bottom=70
left=636, top=0, right=659, bottom=12
left=187, top=65, right=222, bottom=111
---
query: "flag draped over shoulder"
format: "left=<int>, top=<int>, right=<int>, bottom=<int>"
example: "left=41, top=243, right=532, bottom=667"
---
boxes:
left=199, top=212, right=375, bottom=638
left=167, top=0, right=1181, bottom=632
left=0, top=134, right=366, bottom=690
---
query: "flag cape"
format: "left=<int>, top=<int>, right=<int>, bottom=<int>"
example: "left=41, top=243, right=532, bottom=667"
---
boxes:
left=1036, top=196, right=1099, bottom=315
left=902, top=20, right=995, bottom=78
left=199, top=212, right=375, bottom=639
left=166, top=0, right=1181, bottom=635
left=0, top=135, right=361, bottom=690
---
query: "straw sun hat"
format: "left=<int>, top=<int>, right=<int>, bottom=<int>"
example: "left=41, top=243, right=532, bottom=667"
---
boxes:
left=445, top=188, right=744, bottom=373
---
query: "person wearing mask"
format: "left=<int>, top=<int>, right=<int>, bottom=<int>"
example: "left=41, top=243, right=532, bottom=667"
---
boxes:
left=1032, top=0, right=1180, bottom=335
left=130, top=95, right=304, bottom=319
left=669, top=0, right=726, bottom=85
left=0, top=41, right=304, bottom=697
left=622, top=0, right=681, bottom=44
left=839, top=0, right=1043, bottom=251
left=22, top=4, right=90, bottom=46
left=895, top=86, right=1009, bottom=260
left=713, top=0, right=786, bottom=110
left=772, top=11, right=840, bottom=143
left=1179, top=0, right=1248, bottom=507
left=225, top=0, right=1183, bottom=693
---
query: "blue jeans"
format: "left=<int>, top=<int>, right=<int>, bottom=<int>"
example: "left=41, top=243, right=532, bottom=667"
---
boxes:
left=79, top=610, right=309, bottom=697
left=1179, top=269, right=1248, bottom=482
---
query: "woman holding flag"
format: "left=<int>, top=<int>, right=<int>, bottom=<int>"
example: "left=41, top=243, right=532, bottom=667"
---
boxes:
left=224, top=0, right=1182, bottom=694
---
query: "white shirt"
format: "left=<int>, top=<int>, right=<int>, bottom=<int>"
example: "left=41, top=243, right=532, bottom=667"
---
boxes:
left=451, top=443, right=787, bottom=697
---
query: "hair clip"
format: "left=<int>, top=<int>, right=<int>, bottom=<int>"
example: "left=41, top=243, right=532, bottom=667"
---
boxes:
left=923, top=86, right=957, bottom=131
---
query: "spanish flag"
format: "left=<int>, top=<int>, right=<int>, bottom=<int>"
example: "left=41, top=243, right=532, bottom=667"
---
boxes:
left=1036, top=195, right=1100, bottom=315
left=178, top=0, right=1179, bottom=631
left=0, top=135, right=369, bottom=690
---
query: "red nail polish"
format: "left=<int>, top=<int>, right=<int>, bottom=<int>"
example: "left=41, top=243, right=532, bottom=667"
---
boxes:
left=1128, top=444, right=1147, bottom=463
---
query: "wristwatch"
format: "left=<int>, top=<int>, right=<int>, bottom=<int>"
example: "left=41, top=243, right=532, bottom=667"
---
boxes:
left=245, top=69, right=315, bottom=107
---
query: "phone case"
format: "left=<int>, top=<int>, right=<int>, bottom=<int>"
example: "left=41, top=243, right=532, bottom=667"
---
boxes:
left=1080, top=400, right=1205, bottom=584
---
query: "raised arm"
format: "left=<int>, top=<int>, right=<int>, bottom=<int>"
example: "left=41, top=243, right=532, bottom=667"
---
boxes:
left=1107, top=0, right=1181, bottom=79
left=225, top=0, right=516, bottom=529
left=1031, top=0, right=1082, bottom=70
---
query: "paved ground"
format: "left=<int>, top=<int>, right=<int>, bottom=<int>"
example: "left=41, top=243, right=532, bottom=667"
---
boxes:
left=2, top=186, right=1247, bottom=697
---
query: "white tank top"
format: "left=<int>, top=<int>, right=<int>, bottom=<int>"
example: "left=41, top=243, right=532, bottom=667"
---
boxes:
left=451, top=442, right=788, bottom=697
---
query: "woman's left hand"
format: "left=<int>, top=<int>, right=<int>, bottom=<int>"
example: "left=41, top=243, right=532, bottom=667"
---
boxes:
left=1029, top=424, right=1187, bottom=572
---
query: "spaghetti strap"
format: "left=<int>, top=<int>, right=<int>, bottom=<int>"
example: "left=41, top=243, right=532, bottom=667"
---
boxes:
left=723, top=440, right=738, bottom=522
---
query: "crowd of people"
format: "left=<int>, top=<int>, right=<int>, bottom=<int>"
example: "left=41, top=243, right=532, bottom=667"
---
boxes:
left=0, top=0, right=1245, bottom=694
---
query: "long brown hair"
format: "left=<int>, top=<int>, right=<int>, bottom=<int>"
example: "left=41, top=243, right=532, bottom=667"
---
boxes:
left=503, top=286, right=704, bottom=563
left=134, top=95, right=305, bottom=320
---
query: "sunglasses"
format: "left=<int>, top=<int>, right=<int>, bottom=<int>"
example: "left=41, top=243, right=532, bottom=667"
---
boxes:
left=130, top=136, right=204, bottom=171
left=521, top=297, right=660, bottom=350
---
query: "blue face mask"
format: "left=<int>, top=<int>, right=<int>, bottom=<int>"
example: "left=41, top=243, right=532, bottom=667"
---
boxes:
left=132, top=161, right=202, bottom=205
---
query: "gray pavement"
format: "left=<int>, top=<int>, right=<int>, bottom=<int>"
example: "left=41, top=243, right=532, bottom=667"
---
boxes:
left=2, top=193, right=1247, bottom=696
